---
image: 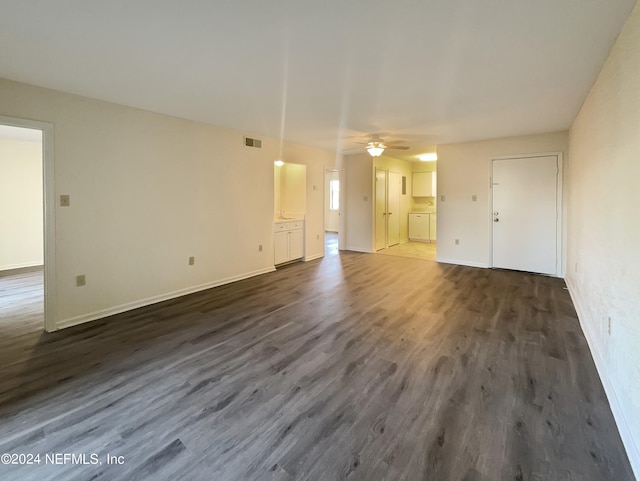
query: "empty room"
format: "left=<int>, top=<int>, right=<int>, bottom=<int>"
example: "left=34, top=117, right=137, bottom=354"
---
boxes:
left=0, top=1, right=638, bottom=480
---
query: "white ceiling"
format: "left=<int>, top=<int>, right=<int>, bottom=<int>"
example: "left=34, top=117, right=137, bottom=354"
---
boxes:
left=0, top=0, right=635, bottom=161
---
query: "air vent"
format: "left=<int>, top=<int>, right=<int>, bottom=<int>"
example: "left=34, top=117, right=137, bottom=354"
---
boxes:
left=244, top=136, right=262, bottom=148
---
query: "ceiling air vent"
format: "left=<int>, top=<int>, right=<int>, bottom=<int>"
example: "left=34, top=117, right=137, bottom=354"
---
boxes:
left=244, top=136, right=262, bottom=148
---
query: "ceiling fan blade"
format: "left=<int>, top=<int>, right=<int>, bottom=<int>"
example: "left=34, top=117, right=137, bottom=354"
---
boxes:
left=386, top=145, right=410, bottom=150
left=384, top=140, right=407, bottom=145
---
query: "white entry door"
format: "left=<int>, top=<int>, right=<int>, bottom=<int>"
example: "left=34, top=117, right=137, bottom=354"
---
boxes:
left=387, top=172, right=401, bottom=246
left=375, top=169, right=387, bottom=251
left=492, top=155, right=560, bottom=276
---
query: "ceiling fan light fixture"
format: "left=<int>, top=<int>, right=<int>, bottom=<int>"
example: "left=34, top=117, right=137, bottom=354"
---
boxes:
left=367, top=141, right=385, bottom=157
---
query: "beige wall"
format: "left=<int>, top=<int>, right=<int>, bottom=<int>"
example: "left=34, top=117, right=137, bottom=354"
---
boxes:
left=343, top=153, right=374, bottom=252
left=0, top=77, right=335, bottom=329
left=342, top=153, right=413, bottom=251
left=0, top=137, right=43, bottom=270
left=436, top=131, right=568, bottom=268
left=280, top=142, right=336, bottom=261
left=279, top=162, right=307, bottom=218
left=566, top=3, right=640, bottom=476
left=274, top=163, right=282, bottom=217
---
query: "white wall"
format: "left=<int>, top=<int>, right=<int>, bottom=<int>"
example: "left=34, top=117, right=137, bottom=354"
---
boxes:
left=436, top=131, right=568, bottom=268
left=566, top=3, right=640, bottom=477
left=0, top=77, right=335, bottom=329
left=343, top=153, right=374, bottom=252
left=0, top=137, right=43, bottom=270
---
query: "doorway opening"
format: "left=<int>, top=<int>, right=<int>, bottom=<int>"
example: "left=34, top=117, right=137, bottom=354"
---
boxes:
left=325, top=169, right=340, bottom=256
left=0, top=116, right=55, bottom=332
left=401, top=162, right=437, bottom=261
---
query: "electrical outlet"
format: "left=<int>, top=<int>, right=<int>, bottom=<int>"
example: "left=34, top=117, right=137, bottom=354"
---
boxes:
left=60, top=195, right=70, bottom=207
left=317, top=234, right=320, bottom=240
left=258, top=245, right=263, bottom=252
left=575, top=262, right=578, bottom=273
left=608, top=317, right=611, bottom=335
left=472, top=194, right=477, bottom=201
left=76, top=274, right=86, bottom=286
left=440, top=195, right=445, bottom=202
left=455, top=239, right=460, bottom=245
left=189, top=256, right=195, bottom=265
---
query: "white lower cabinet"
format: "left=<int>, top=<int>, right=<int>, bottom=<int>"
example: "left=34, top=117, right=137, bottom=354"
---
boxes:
left=288, top=228, right=304, bottom=260
left=408, top=214, right=429, bottom=241
left=408, top=213, right=436, bottom=242
left=274, top=232, right=289, bottom=264
left=274, top=221, right=304, bottom=265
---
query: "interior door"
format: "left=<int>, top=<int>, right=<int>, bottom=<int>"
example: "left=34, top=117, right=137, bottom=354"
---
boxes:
left=387, top=171, right=400, bottom=246
left=492, top=155, right=559, bottom=275
left=375, top=169, right=387, bottom=251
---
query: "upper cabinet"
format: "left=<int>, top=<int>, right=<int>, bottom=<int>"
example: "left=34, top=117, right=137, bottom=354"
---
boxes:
left=412, top=172, right=437, bottom=197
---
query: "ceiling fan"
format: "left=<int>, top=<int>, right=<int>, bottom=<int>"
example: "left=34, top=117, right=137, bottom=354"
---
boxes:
left=356, top=135, right=410, bottom=157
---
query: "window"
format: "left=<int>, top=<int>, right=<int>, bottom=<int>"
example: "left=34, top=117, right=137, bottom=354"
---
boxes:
left=329, top=179, right=339, bottom=211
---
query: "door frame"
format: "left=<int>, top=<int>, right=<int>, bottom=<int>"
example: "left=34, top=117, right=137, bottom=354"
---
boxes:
left=488, top=152, right=563, bottom=277
left=324, top=168, right=340, bottom=234
left=1, top=115, right=56, bottom=331
left=374, top=168, right=387, bottom=251
left=387, top=171, right=401, bottom=247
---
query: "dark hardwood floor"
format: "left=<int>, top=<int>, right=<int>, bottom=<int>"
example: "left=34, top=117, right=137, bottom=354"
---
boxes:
left=0, top=250, right=634, bottom=480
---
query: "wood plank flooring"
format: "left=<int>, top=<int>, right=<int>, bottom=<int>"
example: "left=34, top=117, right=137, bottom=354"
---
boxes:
left=0, top=252, right=634, bottom=480
left=377, top=240, right=437, bottom=261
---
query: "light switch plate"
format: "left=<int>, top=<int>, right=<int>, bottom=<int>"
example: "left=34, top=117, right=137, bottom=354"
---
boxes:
left=60, top=195, right=70, bottom=207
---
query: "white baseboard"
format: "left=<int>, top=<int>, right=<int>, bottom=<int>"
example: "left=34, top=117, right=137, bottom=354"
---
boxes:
left=565, top=278, right=639, bottom=481
left=435, top=257, right=489, bottom=268
left=55, top=266, right=276, bottom=331
left=0, top=261, right=44, bottom=272
left=344, top=245, right=375, bottom=254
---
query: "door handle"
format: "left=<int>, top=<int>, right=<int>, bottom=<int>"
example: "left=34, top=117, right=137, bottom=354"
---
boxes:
left=388, top=212, right=392, bottom=215
left=494, top=218, right=499, bottom=222
left=493, top=211, right=499, bottom=215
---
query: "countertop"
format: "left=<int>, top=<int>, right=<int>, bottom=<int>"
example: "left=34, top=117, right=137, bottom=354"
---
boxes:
left=274, top=217, right=305, bottom=224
